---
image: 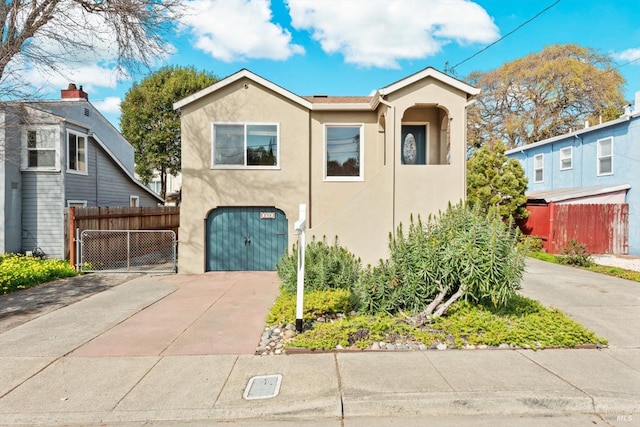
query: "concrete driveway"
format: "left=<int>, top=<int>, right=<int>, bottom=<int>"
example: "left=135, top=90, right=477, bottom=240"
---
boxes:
left=519, top=258, right=640, bottom=349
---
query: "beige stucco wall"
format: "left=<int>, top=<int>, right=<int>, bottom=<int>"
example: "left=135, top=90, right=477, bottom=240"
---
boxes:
left=307, top=110, right=394, bottom=265
left=389, top=77, right=468, bottom=242
left=178, top=77, right=310, bottom=273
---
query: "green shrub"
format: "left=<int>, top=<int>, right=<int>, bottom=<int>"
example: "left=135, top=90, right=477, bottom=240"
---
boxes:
left=520, top=235, right=544, bottom=254
left=557, top=239, right=592, bottom=267
left=276, top=236, right=361, bottom=295
left=288, top=314, right=443, bottom=350
left=266, top=289, right=355, bottom=325
left=0, top=254, right=77, bottom=294
left=285, top=295, right=606, bottom=350
left=354, top=203, right=525, bottom=316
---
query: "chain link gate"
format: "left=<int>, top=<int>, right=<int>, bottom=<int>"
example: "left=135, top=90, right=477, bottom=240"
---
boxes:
left=78, top=230, right=177, bottom=273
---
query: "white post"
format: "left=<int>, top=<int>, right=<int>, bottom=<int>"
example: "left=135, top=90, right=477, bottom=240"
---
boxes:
left=294, top=204, right=307, bottom=332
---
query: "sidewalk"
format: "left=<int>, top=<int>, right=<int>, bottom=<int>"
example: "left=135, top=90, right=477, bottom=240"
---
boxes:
left=0, top=261, right=638, bottom=426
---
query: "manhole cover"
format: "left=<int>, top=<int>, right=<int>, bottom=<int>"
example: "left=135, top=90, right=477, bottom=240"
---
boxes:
left=243, top=374, right=282, bottom=400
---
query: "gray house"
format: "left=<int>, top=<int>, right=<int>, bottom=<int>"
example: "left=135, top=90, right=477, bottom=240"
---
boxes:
left=0, top=84, right=163, bottom=259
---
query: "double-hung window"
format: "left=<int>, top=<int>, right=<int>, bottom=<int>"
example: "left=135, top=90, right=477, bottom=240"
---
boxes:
left=533, top=153, right=544, bottom=183
left=212, top=123, right=279, bottom=167
left=559, top=146, right=572, bottom=170
left=324, top=124, right=364, bottom=181
left=597, top=137, right=613, bottom=175
left=23, top=127, right=58, bottom=170
left=67, top=131, right=87, bottom=174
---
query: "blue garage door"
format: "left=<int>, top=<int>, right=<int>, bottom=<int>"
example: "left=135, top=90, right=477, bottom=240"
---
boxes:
left=206, top=207, right=288, bottom=271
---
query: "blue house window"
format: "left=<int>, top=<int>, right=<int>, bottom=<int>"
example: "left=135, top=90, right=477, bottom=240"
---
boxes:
left=533, top=154, right=544, bottom=183
left=560, top=146, right=572, bottom=170
left=67, top=131, right=87, bottom=174
left=597, top=137, right=613, bottom=176
left=23, top=128, right=58, bottom=170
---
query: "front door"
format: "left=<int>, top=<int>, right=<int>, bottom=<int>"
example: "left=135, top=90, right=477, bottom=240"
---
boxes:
left=401, top=125, right=427, bottom=165
left=206, top=207, right=288, bottom=271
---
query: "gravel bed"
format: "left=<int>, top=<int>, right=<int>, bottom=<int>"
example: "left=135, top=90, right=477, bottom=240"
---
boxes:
left=591, top=255, right=640, bottom=272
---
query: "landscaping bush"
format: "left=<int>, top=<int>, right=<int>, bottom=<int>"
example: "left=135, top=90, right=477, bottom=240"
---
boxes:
left=0, top=254, right=77, bottom=295
left=266, top=289, right=355, bottom=326
left=285, top=295, right=606, bottom=350
left=557, top=239, right=592, bottom=267
left=276, top=236, right=361, bottom=295
left=355, top=203, right=526, bottom=318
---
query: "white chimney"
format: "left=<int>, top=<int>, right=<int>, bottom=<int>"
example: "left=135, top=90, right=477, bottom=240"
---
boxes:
left=584, top=120, right=590, bottom=129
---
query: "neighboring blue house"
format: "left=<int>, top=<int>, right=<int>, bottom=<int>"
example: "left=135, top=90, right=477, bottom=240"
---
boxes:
left=506, top=94, right=639, bottom=255
left=0, top=84, right=163, bottom=259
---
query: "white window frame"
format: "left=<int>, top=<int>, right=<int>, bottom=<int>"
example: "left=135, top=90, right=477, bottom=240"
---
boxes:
left=323, top=123, right=364, bottom=182
left=67, top=200, right=87, bottom=208
left=66, top=130, right=88, bottom=175
left=130, top=195, right=139, bottom=207
left=559, top=146, right=572, bottom=170
left=533, top=153, right=544, bottom=183
left=597, top=137, right=613, bottom=176
left=21, top=125, right=60, bottom=171
left=211, top=122, right=280, bottom=169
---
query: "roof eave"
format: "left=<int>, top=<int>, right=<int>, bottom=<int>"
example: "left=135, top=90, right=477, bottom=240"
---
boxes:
left=174, top=69, right=313, bottom=110
left=378, top=67, right=479, bottom=97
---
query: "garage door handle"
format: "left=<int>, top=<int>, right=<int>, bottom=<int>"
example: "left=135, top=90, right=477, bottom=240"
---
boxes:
left=244, top=235, right=252, bottom=246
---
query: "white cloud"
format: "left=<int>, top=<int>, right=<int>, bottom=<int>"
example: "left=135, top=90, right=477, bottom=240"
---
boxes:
left=92, top=97, right=122, bottom=115
left=22, top=63, right=121, bottom=94
left=181, top=0, right=304, bottom=62
left=287, top=0, right=499, bottom=68
left=613, top=48, right=640, bottom=65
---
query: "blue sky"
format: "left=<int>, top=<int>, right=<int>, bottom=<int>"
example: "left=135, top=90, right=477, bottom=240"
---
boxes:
left=25, top=0, right=640, bottom=128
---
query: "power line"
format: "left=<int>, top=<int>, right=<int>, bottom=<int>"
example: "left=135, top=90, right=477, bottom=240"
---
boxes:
left=449, top=0, right=561, bottom=73
left=602, top=56, right=640, bottom=75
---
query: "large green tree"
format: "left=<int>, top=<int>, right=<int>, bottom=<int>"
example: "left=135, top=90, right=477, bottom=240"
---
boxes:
left=467, top=142, right=529, bottom=220
left=120, top=66, right=217, bottom=199
left=467, top=44, right=627, bottom=150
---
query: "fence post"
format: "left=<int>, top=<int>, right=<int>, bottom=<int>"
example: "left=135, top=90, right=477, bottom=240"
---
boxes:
left=69, top=207, right=76, bottom=269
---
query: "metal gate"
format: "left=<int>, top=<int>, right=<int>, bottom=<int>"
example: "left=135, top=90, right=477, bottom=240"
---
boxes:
left=78, top=230, right=177, bottom=273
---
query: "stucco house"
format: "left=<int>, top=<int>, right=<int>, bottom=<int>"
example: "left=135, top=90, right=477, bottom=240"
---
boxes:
left=0, top=84, right=163, bottom=259
left=175, top=68, right=479, bottom=273
left=506, top=94, right=639, bottom=255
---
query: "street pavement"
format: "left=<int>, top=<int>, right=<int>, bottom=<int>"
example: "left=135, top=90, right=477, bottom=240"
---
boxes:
left=0, top=260, right=638, bottom=426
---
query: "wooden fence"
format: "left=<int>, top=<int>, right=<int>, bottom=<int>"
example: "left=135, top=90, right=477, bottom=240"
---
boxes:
left=518, top=203, right=628, bottom=254
left=66, top=206, right=180, bottom=267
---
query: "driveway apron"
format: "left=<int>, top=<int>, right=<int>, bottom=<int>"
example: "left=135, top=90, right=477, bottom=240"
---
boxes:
left=71, top=271, right=279, bottom=357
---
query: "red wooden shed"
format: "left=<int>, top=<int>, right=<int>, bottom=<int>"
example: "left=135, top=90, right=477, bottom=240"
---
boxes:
left=518, top=185, right=630, bottom=255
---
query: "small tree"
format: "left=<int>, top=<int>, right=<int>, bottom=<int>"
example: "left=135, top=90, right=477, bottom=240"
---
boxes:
left=467, top=142, right=529, bottom=220
left=120, top=66, right=217, bottom=198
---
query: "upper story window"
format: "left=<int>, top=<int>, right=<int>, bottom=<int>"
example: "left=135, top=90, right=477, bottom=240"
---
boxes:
left=23, top=127, right=58, bottom=170
left=597, top=137, right=613, bottom=175
left=130, top=195, right=139, bottom=207
left=324, top=124, right=363, bottom=181
left=212, top=123, right=279, bottom=168
left=533, top=153, right=544, bottom=183
left=560, top=146, right=572, bottom=170
left=67, top=131, right=87, bottom=174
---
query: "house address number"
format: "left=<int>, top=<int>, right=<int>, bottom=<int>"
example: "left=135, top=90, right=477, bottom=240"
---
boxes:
left=260, top=212, right=276, bottom=219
